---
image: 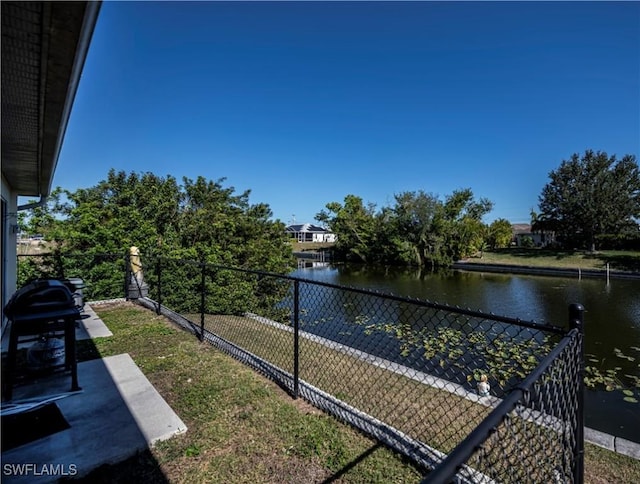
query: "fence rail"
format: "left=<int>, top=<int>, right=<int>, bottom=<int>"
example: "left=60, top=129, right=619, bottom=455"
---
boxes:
left=16, top=252, right=584, bottom=482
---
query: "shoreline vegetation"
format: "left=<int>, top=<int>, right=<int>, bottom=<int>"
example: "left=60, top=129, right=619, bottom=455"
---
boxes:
left=292, top=242, right=640, bottom=275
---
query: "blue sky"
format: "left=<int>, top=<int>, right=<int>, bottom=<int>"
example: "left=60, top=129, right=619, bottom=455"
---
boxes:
left=54, top=1, right=639, bottom=225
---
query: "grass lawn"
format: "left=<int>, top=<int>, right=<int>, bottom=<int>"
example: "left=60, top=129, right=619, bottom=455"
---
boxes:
left=465, top=248, right=640, bottom=273
left=198, top=313, right=492, bottom=456
left=76, top=302, right=423, bottom=483
left=75, top=302, right=640, bottom=483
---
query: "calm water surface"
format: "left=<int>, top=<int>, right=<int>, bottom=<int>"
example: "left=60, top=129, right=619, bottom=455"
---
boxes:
left=292, top=263, right=640, bottom=442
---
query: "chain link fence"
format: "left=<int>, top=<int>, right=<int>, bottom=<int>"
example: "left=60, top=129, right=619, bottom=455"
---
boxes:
left=14, top=253, right=585, bottom=482
left=138, top=256, right=584, bottom=482
left=423, top=314, right=584, bottom=483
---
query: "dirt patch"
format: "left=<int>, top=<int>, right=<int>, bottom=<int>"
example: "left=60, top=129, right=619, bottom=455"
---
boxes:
left=263, top=454, right=331, bottom=484
left=291, top=396, right=323, bottom=416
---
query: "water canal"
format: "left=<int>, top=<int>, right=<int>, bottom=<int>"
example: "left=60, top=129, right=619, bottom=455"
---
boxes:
left=291, top=262, right=640, bottom=442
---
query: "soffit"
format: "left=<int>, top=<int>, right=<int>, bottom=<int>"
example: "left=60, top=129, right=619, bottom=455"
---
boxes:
left=1, top=1, right=100, bottom=197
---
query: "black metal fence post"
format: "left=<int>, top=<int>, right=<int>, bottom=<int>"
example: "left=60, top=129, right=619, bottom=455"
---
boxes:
left=293, top=279, right=300, bottom=399
left=124, top=251, right=131, bottom=300
left=156, top=255, right=162, bottom=315
left=569, top=303, right=585, bottom=484
left=199, top=259, right=206, bottom=341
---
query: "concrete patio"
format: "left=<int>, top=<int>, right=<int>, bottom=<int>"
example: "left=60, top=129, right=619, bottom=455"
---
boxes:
left=1, top=304, right=187, bottom=482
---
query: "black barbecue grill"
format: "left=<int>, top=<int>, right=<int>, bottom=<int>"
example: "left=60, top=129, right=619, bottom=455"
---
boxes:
left=3, top=279, right=83, bottom=401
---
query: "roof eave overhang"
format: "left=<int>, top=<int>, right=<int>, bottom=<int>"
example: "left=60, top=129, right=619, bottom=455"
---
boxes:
left=41, top=1, right=102, bottom=199
left=1, top=1, right=101, bottom=199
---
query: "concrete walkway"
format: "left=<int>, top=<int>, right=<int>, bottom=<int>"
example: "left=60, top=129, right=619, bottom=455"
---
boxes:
left=1, top=305, right=187, bottom=482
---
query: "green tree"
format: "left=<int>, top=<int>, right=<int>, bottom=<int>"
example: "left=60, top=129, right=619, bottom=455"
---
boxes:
left=369, top=206, right=409, bottom=265
left=316, top=195, right=377, bottom=262
left=318, top=188, right=493, bottom=268
left=391, top=191, right=444, bottom=267
left=487, top=218, right=514, bottom=249
left=440, top=189, right=493, bottom=262
left=19, top=170, right=294, bottom=303
left=50, top=170, right=181, bottom=254
left=538, top=150, right=640, bottom=251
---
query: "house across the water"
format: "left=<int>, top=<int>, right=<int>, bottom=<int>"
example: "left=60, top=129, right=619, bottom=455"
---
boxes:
left=512, top=223, right=555, bottom=247
left=286, top=224, right=336, bottom=243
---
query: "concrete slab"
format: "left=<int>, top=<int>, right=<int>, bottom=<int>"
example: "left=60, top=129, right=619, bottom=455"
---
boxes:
left=1, top=353, right=187, bottom=482
left=75, top=304, right=113, bottom=340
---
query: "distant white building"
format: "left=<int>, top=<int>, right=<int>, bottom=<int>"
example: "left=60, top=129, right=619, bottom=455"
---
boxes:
left=286, top=224, right=336, bottom=243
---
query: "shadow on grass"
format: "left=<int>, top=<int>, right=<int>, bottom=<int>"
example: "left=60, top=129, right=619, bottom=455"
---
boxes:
left=321, top=442, right=424, bottom=483
left=320, top=443, right=383, bottom=483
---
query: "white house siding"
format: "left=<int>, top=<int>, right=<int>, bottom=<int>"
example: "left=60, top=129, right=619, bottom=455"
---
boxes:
left=1, top=174, right=18, bottom=332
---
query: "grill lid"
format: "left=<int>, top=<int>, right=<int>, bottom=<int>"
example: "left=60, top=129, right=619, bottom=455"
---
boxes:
left=4, top=280, right=76, bottom=319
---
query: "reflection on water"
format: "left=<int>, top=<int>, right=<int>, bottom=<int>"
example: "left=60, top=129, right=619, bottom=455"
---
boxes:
left=297, top=260, right=331, bottom=270
left=292, top=263, right=640, bottom=442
